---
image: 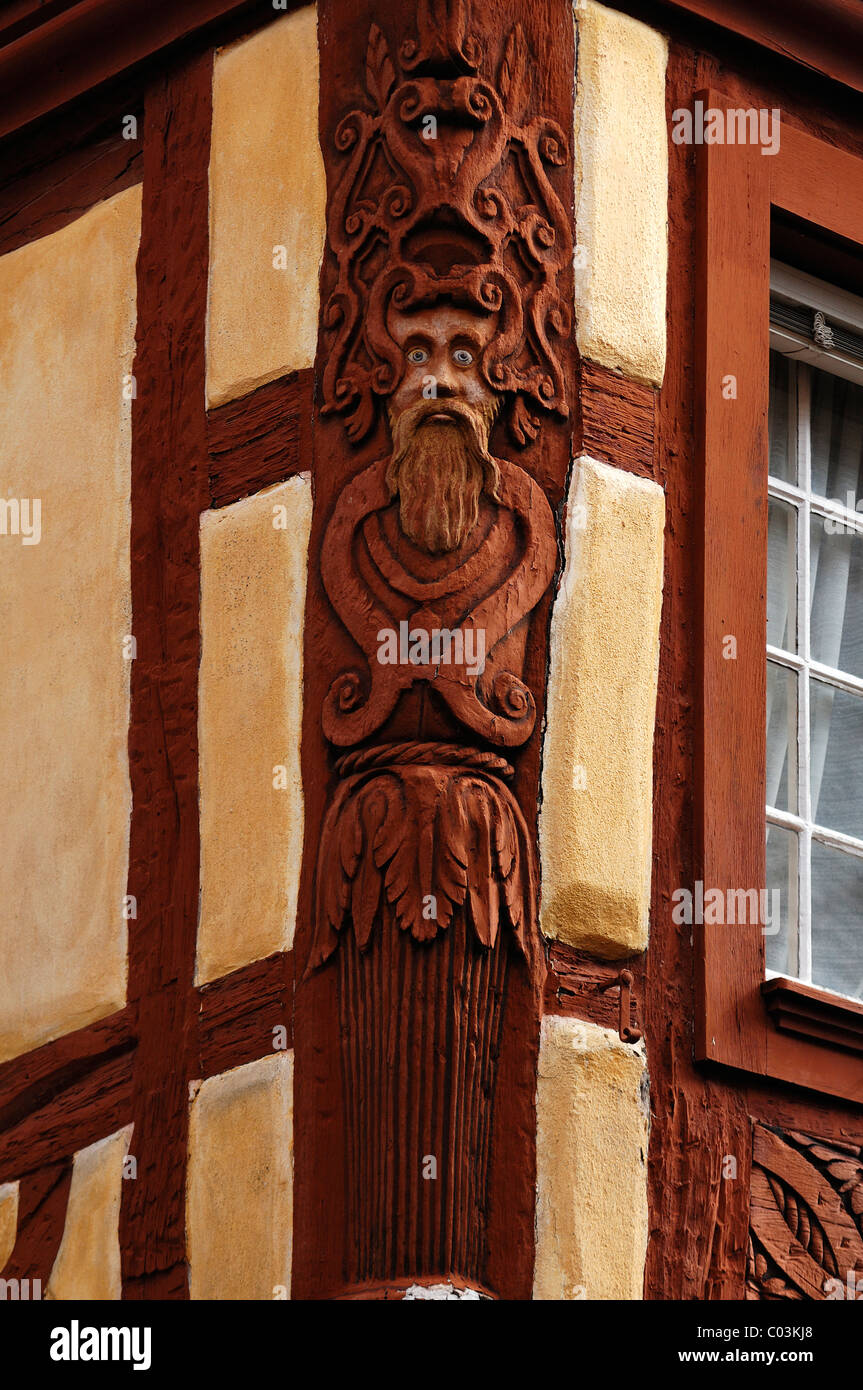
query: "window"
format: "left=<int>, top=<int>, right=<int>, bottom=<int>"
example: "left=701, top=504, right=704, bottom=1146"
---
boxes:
left=767, top=267, right=863, bottom=1001
left=695, top=92, right=863, bottom=1099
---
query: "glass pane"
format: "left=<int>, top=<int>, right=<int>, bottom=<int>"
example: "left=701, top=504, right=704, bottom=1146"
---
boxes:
left=810, top=679, right=863, bottom=839
left=811, top=840, right=863, bottom=999
left=767, top=495, right=797, bottom=652
left=768, top=351, right=795, bottom=483
left=810, top=365, right=863, bottom=502
left=765, top=822, right=798, bottom=976
left=766, top=661, right=797, bottom=813
left=810, top=512, right=863, bottom=680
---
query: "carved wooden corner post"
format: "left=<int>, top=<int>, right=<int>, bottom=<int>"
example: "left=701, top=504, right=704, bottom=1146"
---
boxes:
left=293, top=0, right=576, bottom=1300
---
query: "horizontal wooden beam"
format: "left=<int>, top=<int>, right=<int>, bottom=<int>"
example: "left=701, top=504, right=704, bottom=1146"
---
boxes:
left=0, top=0, right=266, bottom=141
left=543, top=942, right=643, bottom=1038
left=656, top=0, right=863, bottom=95
left=0, top=0, right=859, bottom=150
left=578, top=360, right=657, bottom=481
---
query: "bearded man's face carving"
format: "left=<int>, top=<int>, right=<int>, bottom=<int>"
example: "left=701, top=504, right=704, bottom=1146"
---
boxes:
left=386, top=305, right=501, bottom=554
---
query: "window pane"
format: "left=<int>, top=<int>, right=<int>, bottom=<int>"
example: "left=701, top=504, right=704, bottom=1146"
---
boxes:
left=809, top=365, right=863, bottom=503
left=765, top=822, right=798, bottom=976
left=810, top=679, right=863, bottom=839
left=767, top=496, right=797, bottom=652
left=766, top=661, right=797, bottom=813
left=810, top=512, right=863, bottom=680
left=768, top=351, right=794, bottom=483
left=811, top=840, right=863, bottom=998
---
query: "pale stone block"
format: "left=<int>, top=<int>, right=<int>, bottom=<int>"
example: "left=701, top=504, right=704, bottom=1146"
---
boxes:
left=46, top=1126, right=133, bottom=1300
left=197, top=476, right=312, bottom=984
left=0, top=1182, right=19, bottom=1272
left=540, top=455, right=664, bottom=957
left=0, top=187, right=141, bottom=1063
left=187, top=1052, right=293, bottom=1300
left=207, top=5, right=325, bottom=406
left=573, top=0, right=668, bottom=385
left=534, top=1015, right=649, bottom=1300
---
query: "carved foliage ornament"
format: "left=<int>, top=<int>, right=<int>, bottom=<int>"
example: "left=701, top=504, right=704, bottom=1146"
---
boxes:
left=748, top=1122, right=863, bottom=1300
left=321, top=0, right=572, bottom=447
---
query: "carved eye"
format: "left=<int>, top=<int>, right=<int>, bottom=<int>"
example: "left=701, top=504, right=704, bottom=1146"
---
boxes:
left=453, top=347, right=474, bottom=366
left=407, top=347, right=429, bottom=365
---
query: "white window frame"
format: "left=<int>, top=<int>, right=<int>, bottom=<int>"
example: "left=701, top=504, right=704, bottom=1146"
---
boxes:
left=767, top=263, right=863, bottom=999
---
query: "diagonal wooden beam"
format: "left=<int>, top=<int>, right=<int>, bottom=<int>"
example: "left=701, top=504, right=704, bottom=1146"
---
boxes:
left=207, top=369, right=314, bottom=509
left=196, top=952, right=294, bottom=1081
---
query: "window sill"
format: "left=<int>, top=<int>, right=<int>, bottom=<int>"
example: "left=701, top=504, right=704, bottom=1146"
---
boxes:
left=762, top=976, right=863, bottom=1054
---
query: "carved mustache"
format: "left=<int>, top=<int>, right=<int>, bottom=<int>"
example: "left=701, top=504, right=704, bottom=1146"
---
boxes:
left=393, top=397, right=487, bottom=442
left=413, top=399, right=480, bottom=427
left=388, top=397, right=500, bottom=491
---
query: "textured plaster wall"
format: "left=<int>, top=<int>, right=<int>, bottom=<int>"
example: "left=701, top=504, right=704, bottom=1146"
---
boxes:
left=0, top=1183, right=18, bottom=1273
left=573, top=0, right=668, bottom=384
left=46, top=1126, right=133, bottom=1300
left=207, top=4, right=325, bottom=406
left=0, top=187, right=141, bottom=1063
left=534, top=1, right=669, bottom=1300
left=187, top=1052, right=294, bottom=1300
left=540, top=455, right=664, bottom=957
left=534, top=1016, right=649, bottom=1300
left=197, top=476, right=312, bottom=984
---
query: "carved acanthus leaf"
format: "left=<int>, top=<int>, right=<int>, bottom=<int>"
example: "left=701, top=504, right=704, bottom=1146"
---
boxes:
left=789, top=1131, right=863, bottom=1219
left=310, top=751, right=536, bottom=971
left=498, top=26, right=530, bottom=124
left=365, top=24, right=396, bottom=111
left=748, top=1123, right=863, bottom=1301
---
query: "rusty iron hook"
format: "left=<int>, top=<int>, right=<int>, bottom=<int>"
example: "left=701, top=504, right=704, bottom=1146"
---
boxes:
left=601, top=968, right=642, bottom=1045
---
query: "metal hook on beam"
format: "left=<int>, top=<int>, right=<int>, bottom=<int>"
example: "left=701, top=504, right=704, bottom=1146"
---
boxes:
left=601, top=968, right=642, bottom=1044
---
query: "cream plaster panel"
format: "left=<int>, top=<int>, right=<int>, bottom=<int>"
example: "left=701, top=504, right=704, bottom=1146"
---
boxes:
left=207, top=5, right=325, bottom=406
left=0, top=187, right=140, bottom=1063
left=197, top=476, right=312, bottom=984
left=540, top=456, right=664, bottom=957
left=46, top=1126, right=132, bottom=1300
left=573, top=0, right=668, bottom=385
left=0, top=1183, right=19, bottom=1272
left=187, top=1052, right=294, bottom=1300
left=534, top=1015, right=648, bottom=1300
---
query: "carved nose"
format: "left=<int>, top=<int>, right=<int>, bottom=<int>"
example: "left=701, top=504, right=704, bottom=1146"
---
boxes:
left=435, top=377, right=455, bottom=397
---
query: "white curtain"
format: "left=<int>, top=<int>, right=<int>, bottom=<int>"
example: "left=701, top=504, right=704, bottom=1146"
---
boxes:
left=766, top=353, right=797, bottom=813
left=808, top=368, right=863, bottom=822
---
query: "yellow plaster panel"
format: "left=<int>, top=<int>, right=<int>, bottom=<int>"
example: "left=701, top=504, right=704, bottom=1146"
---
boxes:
left=207, top=5, right=325, bottom=406
left=0, top=1183, right=19, bottom=1273
left=46, top=1126, right=133, bottom=1300
left=540, top=455, right=664, bottom=957
left=187, top=1052, right=294, bottom=1300
left=534, top=1015, right=649, bottom=1300
left=0, top=187, right=141, bottom=1062
left=197, top=476, right=312, bottom=984
left=573, top=0, right=668, bottom=385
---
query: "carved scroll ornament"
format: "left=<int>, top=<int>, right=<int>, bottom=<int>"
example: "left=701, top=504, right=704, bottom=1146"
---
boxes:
left=321, top=0, right=571, bottom=447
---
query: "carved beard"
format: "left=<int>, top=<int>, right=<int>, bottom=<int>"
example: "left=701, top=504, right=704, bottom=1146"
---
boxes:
left=386, top=398, right=501, bottom=554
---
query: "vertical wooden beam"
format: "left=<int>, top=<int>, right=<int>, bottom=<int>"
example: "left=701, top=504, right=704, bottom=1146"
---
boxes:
left=694, top=87, right=771, bottom=1074
left=119, top=51, right=212, bottom=1299
left=292, top=0, right=576, bottom=1301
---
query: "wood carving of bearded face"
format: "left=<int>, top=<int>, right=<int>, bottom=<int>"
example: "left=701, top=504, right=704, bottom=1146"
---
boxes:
left=385, top=304, right=502, bottom=555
